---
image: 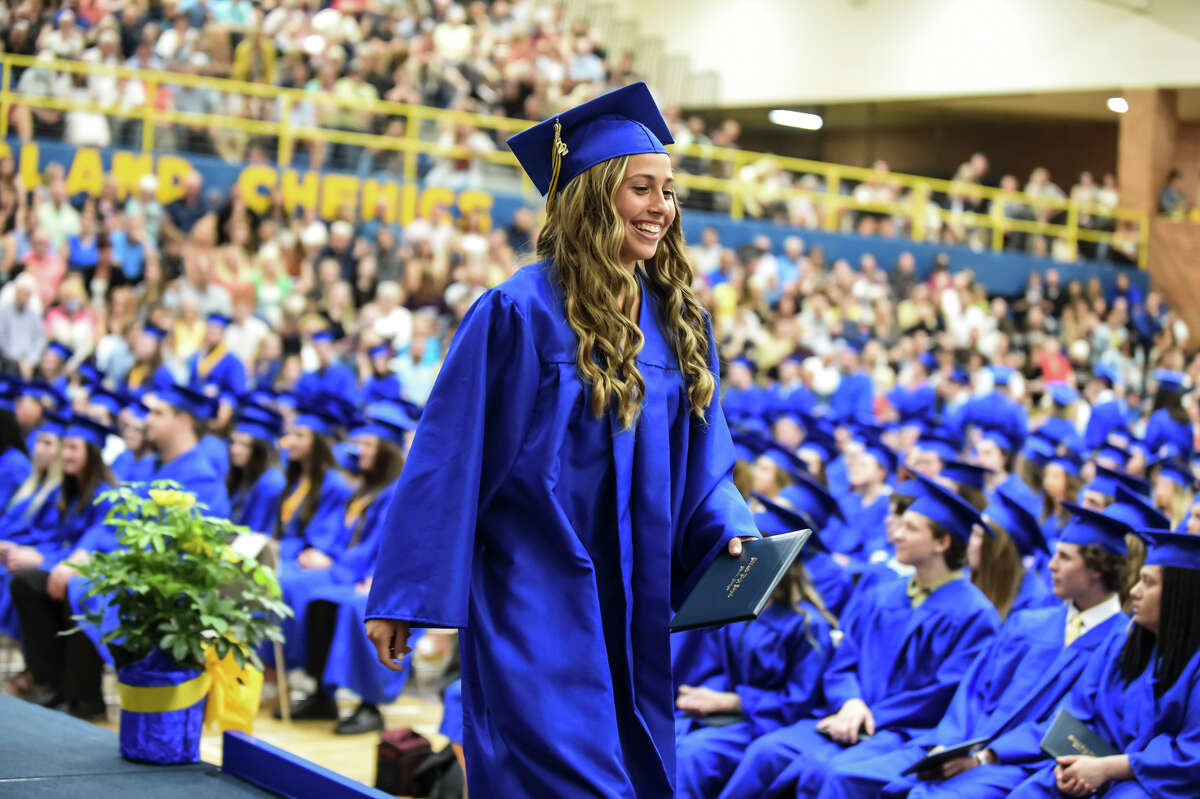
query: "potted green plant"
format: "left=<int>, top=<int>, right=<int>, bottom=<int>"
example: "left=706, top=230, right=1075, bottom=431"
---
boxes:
left=71, top=481, right=291, bottom=764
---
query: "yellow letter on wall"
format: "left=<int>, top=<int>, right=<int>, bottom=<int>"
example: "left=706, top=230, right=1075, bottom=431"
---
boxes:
left=66, top=148, right=104, bottom=197
left=321, top=173, right=360, bottom=220
left=111, top=151, right=154, bottom=200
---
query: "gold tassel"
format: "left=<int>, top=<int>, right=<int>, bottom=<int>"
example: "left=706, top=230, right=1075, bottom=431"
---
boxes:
left=546, top=119, right=569, bottom=214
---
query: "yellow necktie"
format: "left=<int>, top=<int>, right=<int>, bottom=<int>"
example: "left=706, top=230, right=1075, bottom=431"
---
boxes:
left=1065, top=614, right=1087, bottom=646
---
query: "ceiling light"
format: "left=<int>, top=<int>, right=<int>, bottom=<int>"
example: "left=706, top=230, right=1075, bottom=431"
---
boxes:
left=1107, top=97, right=1129, bottom=114
left=768, top=109, right=823, bottom=130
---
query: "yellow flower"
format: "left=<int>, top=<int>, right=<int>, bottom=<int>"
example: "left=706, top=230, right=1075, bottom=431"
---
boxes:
left=150, top=489, right=195, bottom=510
left=182, top=539, right=213, bottom=556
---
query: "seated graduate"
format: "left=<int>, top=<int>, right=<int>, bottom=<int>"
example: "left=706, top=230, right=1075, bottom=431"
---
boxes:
left=770, top=411, right=806, bottom=455
left=1143, top=369, right=1194, bottom=459
left=0, top=391, right=32, bottom=510
left=716, top=475, right=1000, bottom=799
left=360, top=343, right=403, bottom=405
left=1007, top=528, right=1200, bottom=799
left=297, top=328, right=361, bottom=409
left=109, top=400, right=155, bottom=483
left=722, top=357, right=770, bottom=425
left=1040, top=453, right=1083, bottom=548
left=771, top=355, right=816, bottom=419
left=817, top=503, right=1134, bottom=799
left=1151, top=457, right=1195, bottom=530
left=1035, top=384, right=1086, bottom=456
left=196, top=381, right=234, bottom=477
left=226, top=402, right=286, bottom=534
left=846, top=481, right=921, bottom=604
left=0, top=415, right=64, bottom=640
left=825, top=433, right=896, bottom=565
left=975, top=429, right=1040, bottom=511
left=970, top=486, right=1057, bottom=623
left=35, top=341, right=72, bottom=398
left=8, top=416, right=117, bottom=718
left=772, top=472, right=856, bottom=617
left=13, top=380, right=63, bottom=453
left=749, top=445, right=805, bottom=507
left=187, top=312, right=247, bottom=399
left=141, top=384, right=231, bottom=516
left=118, top=323, right=175, bottom=395
left=674, top=539, right=837, bottom=798
left=277, top=400, right=410, bottom=734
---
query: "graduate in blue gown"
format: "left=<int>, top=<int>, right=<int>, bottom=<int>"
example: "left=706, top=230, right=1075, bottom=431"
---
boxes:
left=827, top=437, right=895, bottom=563
left=772, top=474, right=855, bottom=617
left=0, top=395, right=32, bottom=511
left=297, top=329, right=361, bottom=409
left=225, top=405, right=286, bottom=534
left=976, top=429, right=1040, bottom=511
left=35, top=341, right=72, bottom=400
left=186, top=312, right=247, bottom=399
left=360, top=344, right=403, bottom=405
left=8, top=416, right=117, bottom=717
left=830, top=345, right=874, bottom=425
left=109, top=400, right=155, bottom=483
left=141, top=384, right=231, bottom=517
left=1143, top=370, right=1194, bottom=459
left=1007, top=529, right=1200, bottom=799
left=717, top=476, right=999, bottom=799
left=0, top=417, right=64, bottom=640
left=963, top=366, right=1029, bottom=453
left=968, top=486, right=1056, bottom=623
left=364, top=83, right=759, bottom=799
left=674, top=563, right=836, bottom=799
left=722, top=357, right=771, bottom=424
left=814, top=504, right=1134, bottom=799
left=1039, top=454, right=1082, bottom=554
left=278, top=401, right=413, bottom=735
left=771, top=355, right=816, bottom=418
left=1151, top=457, right=1195, bottom=530
left=1035, top=383, right=1085, bottom=455
left=119, top=323, right=176, bottom=396
left=1083, top=364, right=1129, bottom=451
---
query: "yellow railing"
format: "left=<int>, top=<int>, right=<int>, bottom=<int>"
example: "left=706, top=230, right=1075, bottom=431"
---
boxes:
left=0, top=53, right=1148, bottom=268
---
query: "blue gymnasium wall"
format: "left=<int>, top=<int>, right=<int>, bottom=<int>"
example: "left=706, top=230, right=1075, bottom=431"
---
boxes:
left=14, top=138, right=1150, bottom=298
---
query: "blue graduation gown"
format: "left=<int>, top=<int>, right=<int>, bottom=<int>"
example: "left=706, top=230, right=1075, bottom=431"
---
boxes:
left=1035, top=416, right=1083, bottom=452
left=440, top=679, right=464, bottom=744
left=673, top=628, right=722, bottom=693
left=829, top=491, right=890, bottom=561
left=0, top=449, right=32, bottom=511
left=1085, top=400, right=1128, bottom=451
left=771, top=382, right=815, bottom=417
left=1007, top=628, right=1200, bottom=799
left=0, top=483, right=62, bottom=639
left=365, top=263, right=758, bottom=798
left=111, top=450, right=156, bottom=483
left=1145, top=409, right=1194, bottom=458
left=1011, top=568, right=1057, bottom=617
left=816, top=604, right=1127, bottom=799
left=230, top=468, right=285, bottom=534
left=722, top=385, right=770, bottom=424
left=187, top=346, right=247, bottom=397
left=298, top=362, right=361, bottom=408
left=993, top=473, right=1040, bottom=515
left=119, top=363, right=176, bottom=396
left=964, top=392, right=1029, bottom=451
left=196, top=434, right=231, bottom=479
left=149, top=446, right=231, bottom=519
left=675, top=603, right=833, bottom=799
left=277, top=470, right=353, bottom=562
left=831, top=371, right=874, bottom=424
left=362, top=373, right=403, bottom=405
left=718, top=576, right=999, bottom=799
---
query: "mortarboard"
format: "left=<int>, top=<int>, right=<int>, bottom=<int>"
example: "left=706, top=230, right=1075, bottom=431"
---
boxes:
left=907, top=474, right=983, bottom=544
left=1154, top=369, right=1188, bottom=394
left=1141, top=529, right=1200, bottom=571
left=731, top=356, right=757, bottom=374
left=1157, top=457, right=1196, bottom=490
left=1048, top=383, right=1079, bottom=407
left=87, top=386, right=125, bottom=416
left=22, top=380, right=66, bottom=411
left=506, top=82, right=672, bottom=204
left=939, top=459, right=992, bottom=491
left=752, top=492, right=829, bottom=553
left=142, top=323, right=168, bottom=341
left=985, top=486, right=1050, bottom=556
left=311, top=328, right=337, bottom=344
left=776, top=470, right=846, bottom=529
left=148, top=383, right=216, bottom=421
left=1058, top=501, right=1131, bottom=554
left=46, top=341, right=73, bottom=362
left=990, top=365, right=1015, bottom=387
left=981, top=428, right=1015, bottom=453
left=948, top=368, right=970, bottom=386
left=352, top=401, right=417, bottom=447
left=1095, top=464, right=1151, bottom=498
left=916, top=432, right=957, bottom=464
left=206, top=312, right=232, bottom=328
left=333, top=441, right=361, bottom=474
left=1096, top=444, right=1130, bottom=469
left=64, top=414, right=117, bottom=449
left=1047, top=450, right=1083, bottom=477
left=1092, top=362, right=1119, bottom=387
left=293, top=393, right=347, bottom=438
left=1106, top=484, right=1171, bottom=530
left=761, top=445, right=808, bottom=482
left=234, top=403, right=284, bottom=442
left=123, top=400, right=149, bottom=423
left=894, top=479, right=928, bottom=501
left=862, top=441, right=899, bottom=474
left=77, top=363, right=103, bottom=386
left=39, top=411, right=67, bottom=438
left=368, top=343, right=392, bottom=360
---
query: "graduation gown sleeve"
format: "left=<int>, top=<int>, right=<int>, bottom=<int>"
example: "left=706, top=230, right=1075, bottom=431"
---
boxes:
left=366, top=289, right=541, bottom=628
left=0, top=450, right=32, bottom=510
left=1126, top=649, right=1200, bottom=798
left=279, top=471, right=353, bottom=561
left=235, top=468, right=285, bottom=535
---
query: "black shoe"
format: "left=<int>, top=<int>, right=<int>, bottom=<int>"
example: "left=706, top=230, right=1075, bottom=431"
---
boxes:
left=333, top=703, right=383, bottom=735
left=274, top=691, right=339, bottom=721
left=68, top=698, right=107, bottom=720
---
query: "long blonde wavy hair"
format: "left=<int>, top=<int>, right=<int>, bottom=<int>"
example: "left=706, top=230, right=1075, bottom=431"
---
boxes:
left=536, top=155, right=715, bottom=430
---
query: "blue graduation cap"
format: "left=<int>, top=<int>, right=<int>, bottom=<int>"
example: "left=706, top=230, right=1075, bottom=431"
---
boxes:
left=948, top=368, right=970, bottom=386
left=1047, top=450, right=1083, bottom=477
left=46, top=341, right=73, bottom=362
left=761, top=445, right=808, bottom=482
left=352, top=401, right=417, bottom=447
left=311, top=328, right=338, bottom=344
left=985, top=486, right=1050, bottom=556
left=141, top=323, right=168, bottom=342
left=777, top=470, right=846, bottom=529
left=990, top=366, right=1015, bottom=387
left=39, top=411, right=67, bottom=438
left=1141, top=529, right=1200, bottom=572
left=798, top=427, right=838, bottom=463
left=23, top=379, right=66, bottom=410
left=939, top=459, right=992, bottom=491
left=148, top=383, right=217, bottom=421
left=918, top=351, right=938, bottom=373
left=731, top=356, right=757, bottom=374
left=293, top=392, right=348, bottom=438
left=77, top=362, right=103, bottom=386
left=1092, top=362, right=1120, bottom=388
left=234, top=403, right=284, bottom=442
left=123, top=400, right=149, bottom=423
left=894, top=479, right=928, bottom=501
left=1096, top=444, right=1130, bottom=469
left=1022, top=435, right=1055, bottom=467
left=916, top=433, right=957, bottom=464
left=1157, top=457, right=1196, bottom=490
left=1085, top=464, right=1149, bottom=500
left=333, top=441, right=361, bottom=474
left=752, top=493, right=828, bottom=553
left=862, top=441, right=899, bottom=474
left=981, top=428, right=1015, bottom=454
left=1059, top=502, right=1131, bottom=555
left=87, top=386, right=124, bottom=416
left=907, top=473, right=984, bottom=544
left=1154, top=369, right=1188, bottom=394
left=1105, top=484, right=1171, bottom=531
left=206, top=312, right=232, bottom=328
left=506, top=82, right=672, bottom=203
left=368, top=343, right=392, bottom=361
left=64, top=414, right=117, bottom=449
left=1048, top=383, right=1078, bottom=407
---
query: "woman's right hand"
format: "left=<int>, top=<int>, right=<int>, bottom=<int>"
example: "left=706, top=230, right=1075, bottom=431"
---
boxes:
left=366, top=618, right=413, bottom=673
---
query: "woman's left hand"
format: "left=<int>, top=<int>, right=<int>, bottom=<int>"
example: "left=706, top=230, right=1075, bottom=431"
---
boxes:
left=676, top=685, right=742, bottom=716
left=727, top=536, right=757, bottom=557
left=1054, top=756, right=1114, bottom=796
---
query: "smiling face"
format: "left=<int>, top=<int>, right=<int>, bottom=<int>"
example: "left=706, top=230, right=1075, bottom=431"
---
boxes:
left=613, top=152, right=676, bottom=270
left=61, top=436, right=88, bottom=477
